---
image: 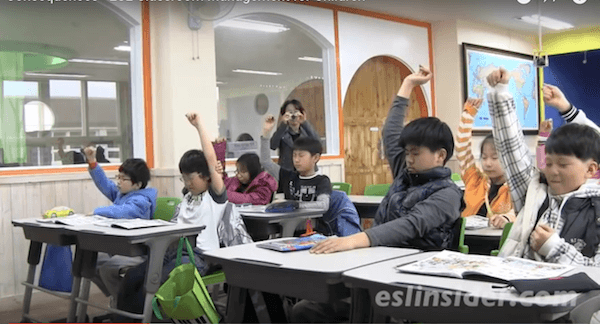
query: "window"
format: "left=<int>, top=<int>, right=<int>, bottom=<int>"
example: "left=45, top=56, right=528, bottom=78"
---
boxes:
left=214, top=14, right=337, bottom=159
left=0, top=2, right=139, bottom=169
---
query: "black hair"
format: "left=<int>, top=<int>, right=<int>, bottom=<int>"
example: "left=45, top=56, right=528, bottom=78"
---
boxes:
left=179, top=149, right=209, bottom=178
left=279, top=99, right=306, bottom=116
left=480, top=134, right=496, bottom=157
left=398, top=117, right=454, bottom=164
left=545, top=123, right=600, bottom=162
left=236, top=133, right=254, bottom=142
left=118, top=158, right=151, bottom=189
left=293, top=137, right=322, bottom=156
left=236, top=153, right=262, bottom=182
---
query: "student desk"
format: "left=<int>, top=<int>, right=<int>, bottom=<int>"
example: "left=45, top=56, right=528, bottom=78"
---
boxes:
left=465, top=226, right=503, bottom=255
left=12, top=218, right=205, bottom=323
left=348, top=195, right=382, bottom=219
left=238, top=207, right=323, bottom=237
left=343, top=251, right=600, bottom=323
left=203, top=240, right=420, bottom=322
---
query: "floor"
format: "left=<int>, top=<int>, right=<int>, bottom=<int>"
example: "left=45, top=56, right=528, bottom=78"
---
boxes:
left=0, top=285, right=110, bottom=323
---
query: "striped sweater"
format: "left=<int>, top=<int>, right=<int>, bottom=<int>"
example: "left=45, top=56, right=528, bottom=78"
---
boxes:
left=455, top=100, right=515, bottom=219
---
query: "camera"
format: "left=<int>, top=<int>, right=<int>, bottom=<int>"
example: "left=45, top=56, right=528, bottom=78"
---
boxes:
left=291, top=114, right=297, bottom=121
left=534, top=54, right=548, bottom=67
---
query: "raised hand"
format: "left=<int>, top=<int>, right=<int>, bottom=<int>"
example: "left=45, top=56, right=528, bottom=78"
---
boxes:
left=540, top=119, right=553, bottom=134
left=465, top=98, right=484, bottom=112
left=486, top=67, right=510, bottom=87
left=404, top=65, right=433, bottom=87
left=185, top=112, right=200, bottom=128
left=263, top=114, right=277, bottom=137
left=83, top=146, right=96, bottom=163
left=215, top=160, right=224, bottom=175
left=543, top=84, right=571, bottom=113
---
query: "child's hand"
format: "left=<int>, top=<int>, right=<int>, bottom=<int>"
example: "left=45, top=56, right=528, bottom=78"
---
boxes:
left=543, top=84, right=571, bottom=113
left=489, top=214, right=509, bottom=229
left=530, top=223, right=555, bottom=252
left=215, top=160, right=224, bottom=175
left=486, top=67, right=510, bottom=87
left=263, top=115, right=277, bottom=136
left=540, top=119, right=553, bottom=134
left=465, top=98, right=484, bottom=112
left=186, top=112, right=200, bottom=128
left=83, top=146, right=96, bottom=163
left=310, top=236, right=355, bottom=254
left=404, top=65, right=432, bottom=87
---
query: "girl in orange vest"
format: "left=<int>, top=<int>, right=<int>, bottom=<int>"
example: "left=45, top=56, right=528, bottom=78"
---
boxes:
left=455, top=98, right=515, bottom=228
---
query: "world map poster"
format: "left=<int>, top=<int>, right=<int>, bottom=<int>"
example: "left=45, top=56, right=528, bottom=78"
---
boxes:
left=463, top=43, right=539, bottom=131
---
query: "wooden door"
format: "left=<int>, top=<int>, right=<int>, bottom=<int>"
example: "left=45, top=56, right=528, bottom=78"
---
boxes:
left=343, top=56, right=428, bottom=195
left=285, top=79, right=326, bottom=138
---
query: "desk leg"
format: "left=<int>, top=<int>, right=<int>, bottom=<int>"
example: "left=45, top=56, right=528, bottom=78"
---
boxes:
left=350, top=288, right=372, bottom=323
left=76, top=250, right=97, bottom=323
left=142, top=236, right=179, bottom=323
left=21, top=241, right=42, bottom=321
left=279, top=218, right=307, bottom=237
left=68, top=247, right=84, bottom=323
left=226, top=286, right=248, bottom=323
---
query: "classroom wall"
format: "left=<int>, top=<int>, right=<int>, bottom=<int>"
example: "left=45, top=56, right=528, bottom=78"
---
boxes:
left=432, top=19, right=538, bottom=171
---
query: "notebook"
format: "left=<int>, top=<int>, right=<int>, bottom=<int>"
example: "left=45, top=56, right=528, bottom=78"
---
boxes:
left=257, top=234, right=329, bottom=252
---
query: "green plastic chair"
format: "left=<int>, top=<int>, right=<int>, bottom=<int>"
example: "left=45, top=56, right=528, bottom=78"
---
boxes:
left=453, top=217, right=469, bottom=254
left=451, top=173, right=462, bottom=182
left=332, top=182, right=352, bottom=195
left=154, top=197, right=182, bottom=221
left=491, top=222, right=514, bottom=256
left=364, top=184, right=391, bottom=196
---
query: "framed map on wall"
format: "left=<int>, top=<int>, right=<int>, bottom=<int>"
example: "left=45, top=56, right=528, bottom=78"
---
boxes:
left=462, top=43, right=539, bottom=133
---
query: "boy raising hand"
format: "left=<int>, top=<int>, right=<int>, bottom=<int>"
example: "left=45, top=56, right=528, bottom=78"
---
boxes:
left=312, top=65, right=462, bottom=254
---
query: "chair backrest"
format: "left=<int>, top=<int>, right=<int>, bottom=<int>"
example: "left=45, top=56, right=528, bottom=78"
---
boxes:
left=451, top=217, right=469, bottom=254
left=331, top=182, right=352, bottom=195
left=491, top=222, right=513, bottom=256
left=451, top=173, right=462, bottom=182
left=364, top=183, right=391, bottom=196
left=154, top=197, right=182, bottom=221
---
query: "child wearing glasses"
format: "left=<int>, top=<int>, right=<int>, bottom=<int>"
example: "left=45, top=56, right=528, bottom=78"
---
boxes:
left=83, top=147, right=157, bottom=305
left=215, top=152, right=278, bottom=205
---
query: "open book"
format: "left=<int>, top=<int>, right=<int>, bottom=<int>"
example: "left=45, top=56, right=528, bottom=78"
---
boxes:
left=257, top=234, right=329, bottom=252
left=37, top=215, right=176, bottom=229
left=396, top=250, right=574, bottom=282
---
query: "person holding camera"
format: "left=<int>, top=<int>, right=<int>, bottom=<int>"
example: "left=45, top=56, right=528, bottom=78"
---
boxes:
left=270, top=99, right=321, bottom=171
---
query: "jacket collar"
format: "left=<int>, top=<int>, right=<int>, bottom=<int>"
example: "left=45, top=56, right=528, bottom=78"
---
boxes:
left=401, top=166, right=452, bottom=187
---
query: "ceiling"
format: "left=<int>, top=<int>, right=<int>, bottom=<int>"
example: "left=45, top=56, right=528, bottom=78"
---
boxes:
left=0, top=0, right=597, bottom=87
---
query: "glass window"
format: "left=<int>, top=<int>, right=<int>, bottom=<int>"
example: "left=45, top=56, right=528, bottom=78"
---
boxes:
left=0, top=2, right=135, bottom=168
left=214, top=14, right=335, bottom=160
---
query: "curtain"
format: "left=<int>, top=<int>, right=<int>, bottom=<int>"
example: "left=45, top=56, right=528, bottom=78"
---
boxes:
left=0, top=52, right=27, bottom=164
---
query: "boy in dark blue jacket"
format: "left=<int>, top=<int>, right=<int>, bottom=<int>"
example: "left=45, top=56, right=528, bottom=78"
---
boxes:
left=83, top=146, right=157, bottom=304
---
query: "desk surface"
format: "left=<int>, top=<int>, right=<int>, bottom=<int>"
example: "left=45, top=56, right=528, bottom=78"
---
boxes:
left=465, top=226, right=503, bottom=237
left=348, top=195, right=384, bottom=205
left=343, top=252, right=600, bottom=322
left=238, top=207, right=323, bottom=220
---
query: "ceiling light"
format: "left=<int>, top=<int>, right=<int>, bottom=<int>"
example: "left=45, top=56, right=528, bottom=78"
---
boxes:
left=233, top=69, right=282, bottom=76
left=69, top=59, right=128, bottom=66
left=217, top=18, right=289, bottom=33
left=298, top=56, right=323, bottom=63
left=517, top=15, right=574, bottom=30
left=114, top=45, right=131, bottom=52
left=25, top=72, right=88, bottom=78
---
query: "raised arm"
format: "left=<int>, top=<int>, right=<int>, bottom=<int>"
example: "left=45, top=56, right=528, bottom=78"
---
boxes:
left=298, top=113, right=320, bottom=141
left=543, top=84, right=600, bottom=133
left=186, top=112, right=225, bottom=194
left=260, top=115, right=281, bottom=180
left=84, top=146, right=119, bottom=202
left=384, top=65, right=432, bottom=178
left=487, top=68, right=533, bottom=213
left=455, top=98, right=484, bottom=177
left=270, top=122, right=287, bottom=150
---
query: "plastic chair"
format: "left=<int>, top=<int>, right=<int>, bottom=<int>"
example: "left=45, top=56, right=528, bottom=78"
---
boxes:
left=451, top=173, right=462, bottom=182
left=452, top=217, right=469, bottom=254
left=364, top=184, right=391, bottom=196
left=491, top=222, right=514, bottom=256
left=331, top=182, right=352, bottom=195
left=154, top=197, right=182, bottom=221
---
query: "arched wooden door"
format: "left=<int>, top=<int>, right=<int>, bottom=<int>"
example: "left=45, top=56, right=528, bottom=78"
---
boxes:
left=343, top=56, right=428, bottom=195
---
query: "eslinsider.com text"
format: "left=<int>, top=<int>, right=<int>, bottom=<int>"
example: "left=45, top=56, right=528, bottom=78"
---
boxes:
left=375, top=286, right=578, bottom=308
